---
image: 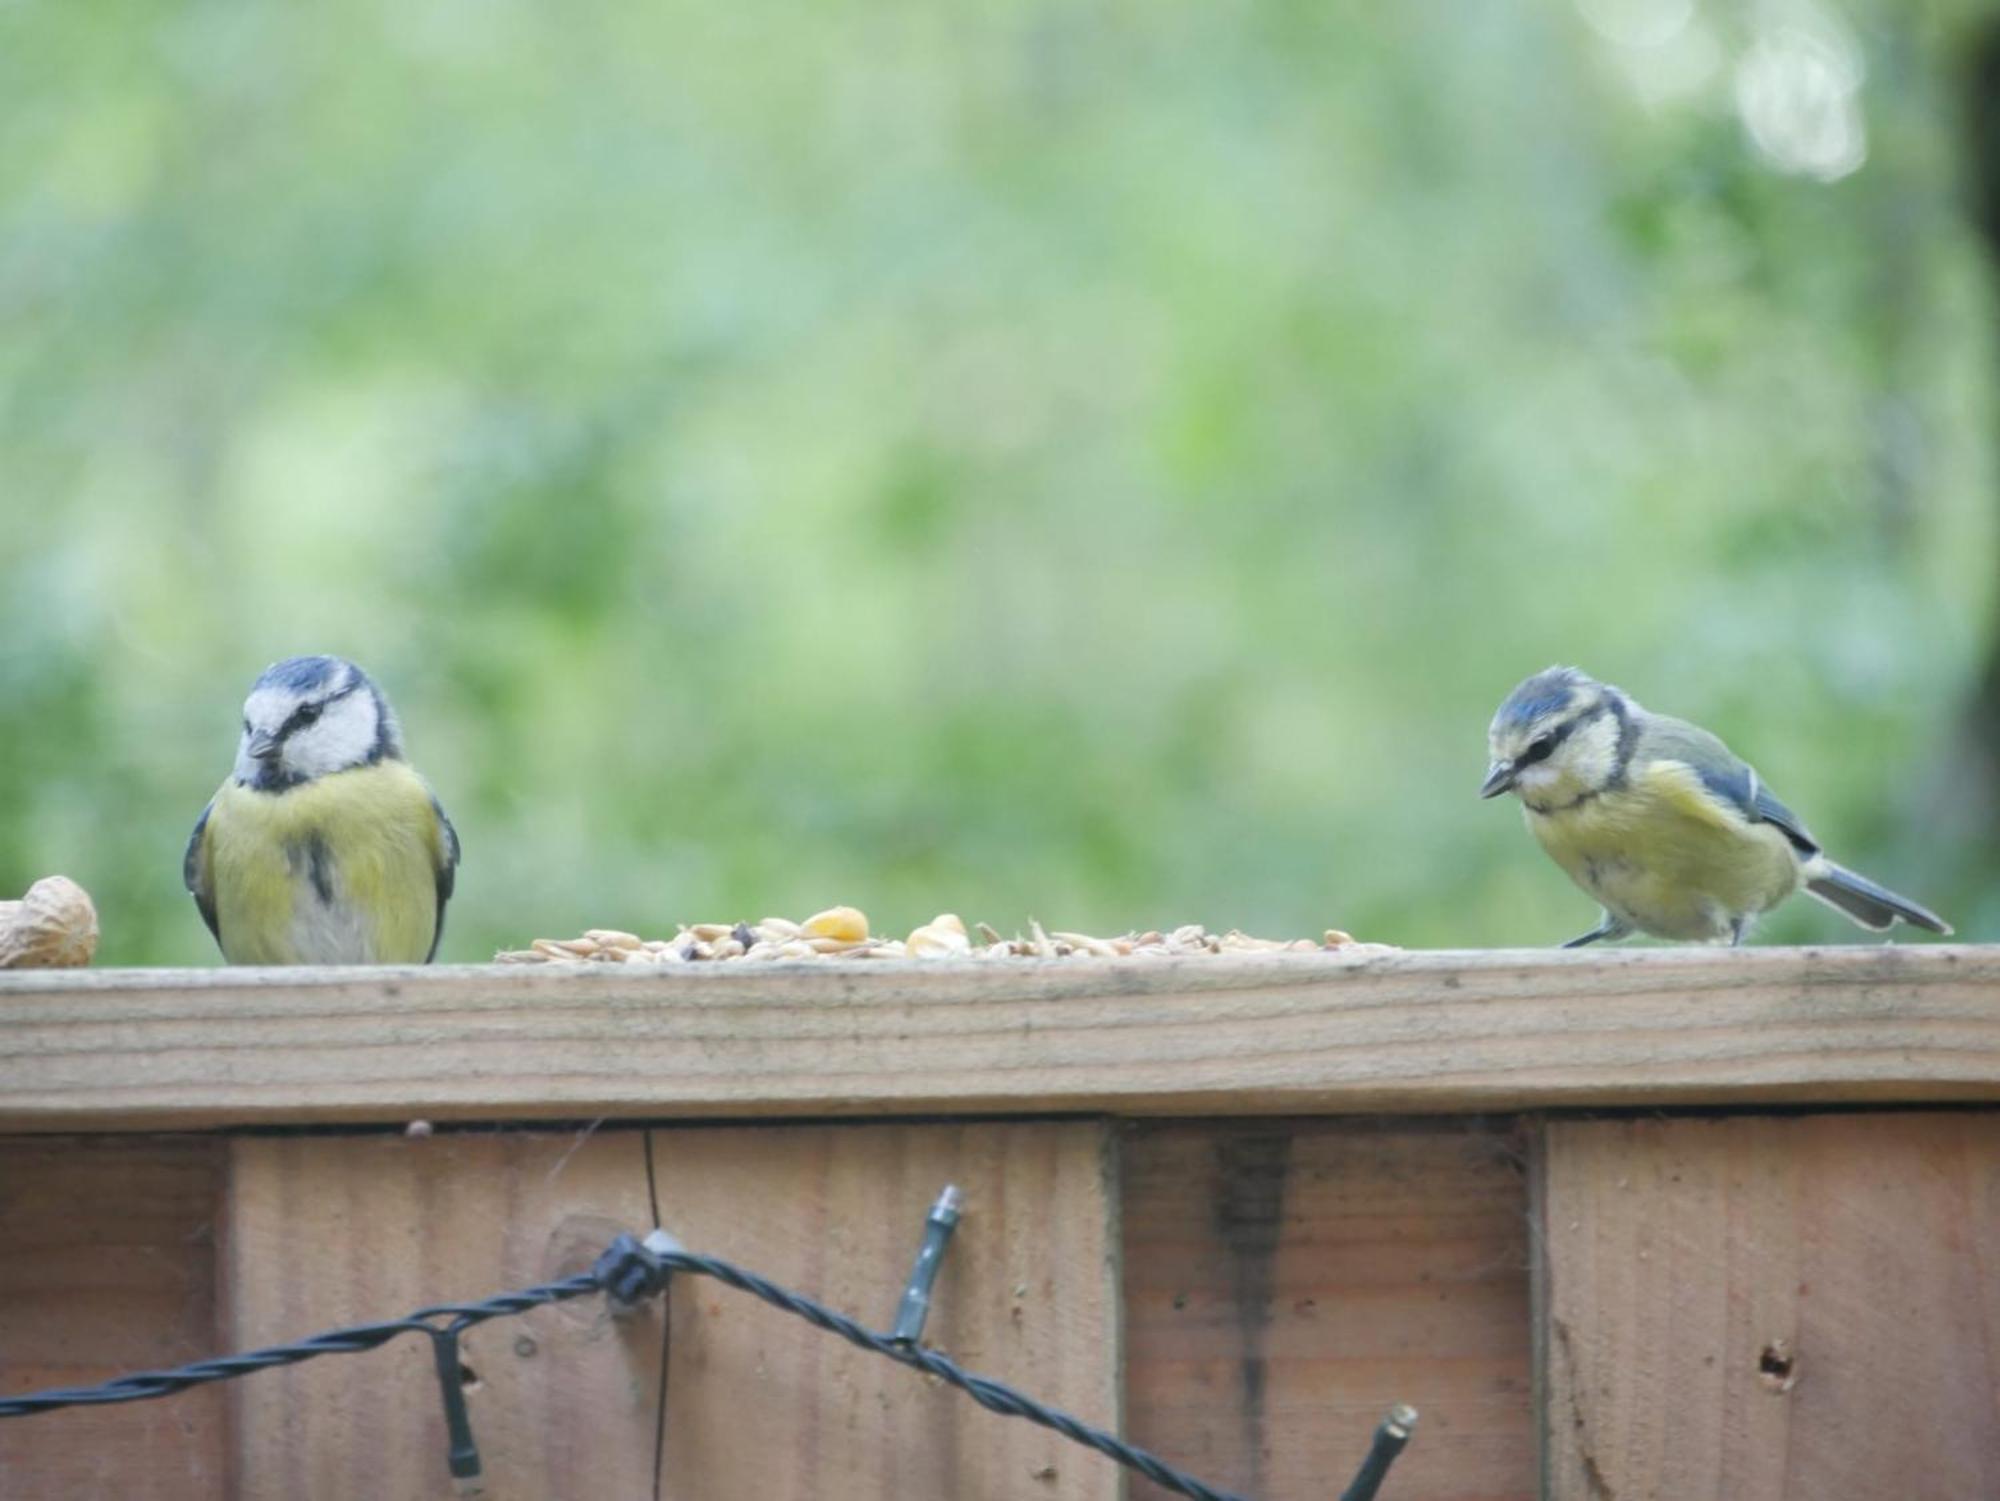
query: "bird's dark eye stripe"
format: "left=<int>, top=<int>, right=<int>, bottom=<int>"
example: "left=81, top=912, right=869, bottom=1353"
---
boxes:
left=1520, top=710, right=1595, bottom=765
left=280, top=679, right=367, bottom=736
left=1504, top=704, right=1616, bottom=768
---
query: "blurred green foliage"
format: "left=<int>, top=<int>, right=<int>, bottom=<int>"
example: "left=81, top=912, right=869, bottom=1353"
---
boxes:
left=3, top=0, right=1997, bottom=963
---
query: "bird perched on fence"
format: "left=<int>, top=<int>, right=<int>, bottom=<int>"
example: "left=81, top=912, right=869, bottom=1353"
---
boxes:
left=184, top=656, right=460, bottom=964
left=1480, top=666, right=1949, bottom=947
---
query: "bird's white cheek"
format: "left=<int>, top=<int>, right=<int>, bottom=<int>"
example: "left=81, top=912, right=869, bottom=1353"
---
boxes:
left=282, top=734, right=332, bottom=779
left=1516, top=764, right=1560, bottom=794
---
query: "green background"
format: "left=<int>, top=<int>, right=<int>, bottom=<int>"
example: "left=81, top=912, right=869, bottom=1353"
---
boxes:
left=5, top=0, right=1997, bottom=962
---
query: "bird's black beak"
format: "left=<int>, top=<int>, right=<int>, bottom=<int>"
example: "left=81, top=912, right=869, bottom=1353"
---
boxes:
left=245, top=728, right=281, bottom=762
left=1479, top=760, right=1516, bottom=799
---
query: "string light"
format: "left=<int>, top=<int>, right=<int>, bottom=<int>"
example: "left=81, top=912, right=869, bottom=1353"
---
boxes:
left=0, top=1201, right=1416, bottom=1501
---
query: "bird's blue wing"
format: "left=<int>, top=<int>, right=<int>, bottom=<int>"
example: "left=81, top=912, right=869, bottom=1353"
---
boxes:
left=1743, top=778, right=1818, bottom=856
left=1693, top=762, right=1819, bottom=856
left=184, top=802, right=221, bottom=947
left=1647, top=715, right=1821, bottom=856
left=427, top=793, right=461, bottom=963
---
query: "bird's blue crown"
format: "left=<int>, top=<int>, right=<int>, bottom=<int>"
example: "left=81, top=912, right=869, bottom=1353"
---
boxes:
left=255, top=656, right=358, bottom=696
left=1494, top=666, right=1593, bottom=731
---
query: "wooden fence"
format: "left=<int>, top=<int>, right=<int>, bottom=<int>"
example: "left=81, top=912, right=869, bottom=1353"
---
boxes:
left=0, top=947, right=1994, bottom=1499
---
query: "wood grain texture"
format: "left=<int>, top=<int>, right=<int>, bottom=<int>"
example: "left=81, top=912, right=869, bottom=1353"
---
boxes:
left=1, top=946, right=1996, bottom=1129
left=1123, top=1120, right=1535, bottom=1501
left=648, top=1121, right=1119, bottom=1501
left=226, top=1129, right=663, bottom=1499
left=0, top=1137, right=226, bottom=1500
left=1540, top=1113, right=2000, bottom=1501
left=225, top=1121, right=1118, bottom=1501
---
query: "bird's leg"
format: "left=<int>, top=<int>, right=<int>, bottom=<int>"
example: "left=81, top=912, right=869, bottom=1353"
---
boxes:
left=1561, top=913, right=1629, bottom=949
left=1728, top=916, right=1750, bottom=947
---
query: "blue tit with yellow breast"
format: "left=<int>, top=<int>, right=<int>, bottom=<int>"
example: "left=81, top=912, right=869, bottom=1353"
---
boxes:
left=184, top=656, right=461, bottom=964
left=1480, top=666, right=1950, bottom=947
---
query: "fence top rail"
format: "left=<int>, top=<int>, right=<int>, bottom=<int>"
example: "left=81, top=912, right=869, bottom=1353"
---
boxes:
left=0, top=946, right=1994, bottom=1130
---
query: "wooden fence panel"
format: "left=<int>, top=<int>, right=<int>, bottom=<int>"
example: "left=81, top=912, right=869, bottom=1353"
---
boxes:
left=7, top=1103, right=1997, bottom=1499
left=0, top=1137, right=227, bottom=1501
left=1540, top=1113, right=2000, bottom=1501
left=1122, top=1119, right=1536, bottom=1501
left=227, top=1128, right=662, bottom=1499
left=226, top=1120, right=1119, bottom=1501
left=645, top=1120, right=1119, bottom=1501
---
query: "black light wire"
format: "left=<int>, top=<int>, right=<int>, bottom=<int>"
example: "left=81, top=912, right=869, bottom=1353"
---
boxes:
left=0, top=1277, right=600, bottom=1414
left=0, top=1226, right=1415, bottom=1501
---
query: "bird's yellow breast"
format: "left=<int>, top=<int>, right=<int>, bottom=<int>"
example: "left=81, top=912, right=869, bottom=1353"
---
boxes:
left=202, top=761, right=445, bottom=964
left=1526, top=760, right=1800, bottom=941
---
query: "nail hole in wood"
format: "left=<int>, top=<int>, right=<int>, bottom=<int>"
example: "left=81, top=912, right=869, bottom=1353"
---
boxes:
left=1757, top=1341, right=1797, bottom=1392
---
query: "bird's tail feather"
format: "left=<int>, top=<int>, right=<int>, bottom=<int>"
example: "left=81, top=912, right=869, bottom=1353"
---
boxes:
left=1805, top=863, right=1952, bottom=935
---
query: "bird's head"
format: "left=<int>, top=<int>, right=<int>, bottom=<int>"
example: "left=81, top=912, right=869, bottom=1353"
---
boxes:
left=233, top=656, right=401, bottom=791
left=1481, top=666, right=1628, bottom=809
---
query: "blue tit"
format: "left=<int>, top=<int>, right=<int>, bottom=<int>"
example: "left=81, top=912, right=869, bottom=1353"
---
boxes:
left=184, top=656, right=461, bottom=964
left=1480, top=666, right=1950, bottom=947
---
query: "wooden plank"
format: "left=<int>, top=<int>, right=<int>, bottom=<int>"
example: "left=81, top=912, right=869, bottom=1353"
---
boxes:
left=0, top=1137, right=227, bottom=1500
left=1539, top=1113, right=2000, bottom=1501
left=648, top=1120, right=1119, bottom=1500
left=0, top=947, right=1995, bottom=1130
left=1123, top=1120, right=1535, bottom=1501
left=225, top=1121, right=1120, bottom=1501
left=226, top=1128, right=663, bottom=1499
